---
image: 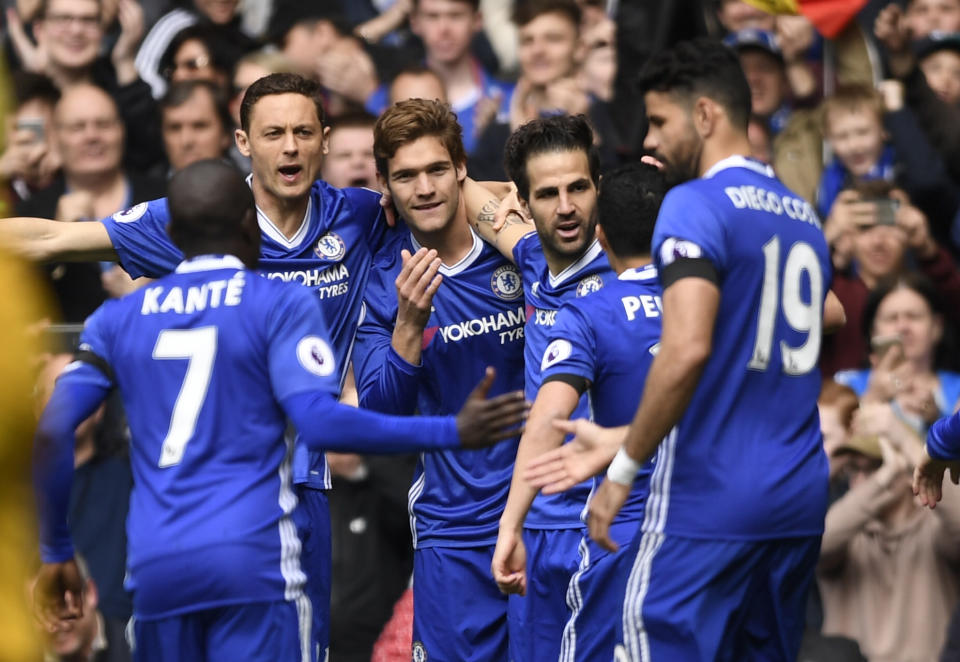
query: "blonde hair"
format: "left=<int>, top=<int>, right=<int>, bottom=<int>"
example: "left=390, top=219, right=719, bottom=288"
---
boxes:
left=820, top=84, right=885, bottom=135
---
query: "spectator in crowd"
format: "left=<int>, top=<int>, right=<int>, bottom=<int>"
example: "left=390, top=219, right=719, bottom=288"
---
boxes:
left=15, top=84, right=164, bottom=320
left=320, top=113, right=378, bottom=190
left=7, top=0, right=165, bottom=172
left=268, top=2, right=413, bottom=118
left=835, top=274, right=960, bottom=432
left=820, top=379, right=863, bottom=481
left=410, top=0, right=510, bottom=154
left=818, top=83, right=959, bottom=248
left=135, top=0, right=258, bottom=99
left=0, top=72, right=61, bottom=207
left=388, top=65, right=448, bottom=104
left=228, top=49, right=299, bottom=129
left=159, top=80, right=232, bottom=174
left=469, top=0, right=619, bottom=179
left=35, top=354, right=133, bottom=655
left=157, top=23, right=243, bottom=97
left=36, top=555, right=130, bottom=662
left=917, top=31, right=960, bottom=107
left=905, top=0, right=960, bottom=38
left=817, top=423, right=960, bottom=662
left=820, top=181, right=960, bottom=374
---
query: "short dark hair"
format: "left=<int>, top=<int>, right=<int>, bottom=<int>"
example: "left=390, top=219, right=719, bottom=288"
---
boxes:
left=160, top=80, right=232, bottom=133
left=158, top=24, right=236, bottom=82
left=167, top=159, right=253, bottom=247
left=12, top=71, right=60, bottom=106
left=503, top=114, right=600, bottom=201
left=512, top=0, right=581, bottom=29
left=413, top=0, right=480, bottom=10
left=637, top=37, right=752, bottom=131
left=328, top=111, right=377, bottom=134
left=374, top=99, right=466, bottom=177
left=240, top=73, right=326, bottom=133
left=597, top=163, right=667, bottom=258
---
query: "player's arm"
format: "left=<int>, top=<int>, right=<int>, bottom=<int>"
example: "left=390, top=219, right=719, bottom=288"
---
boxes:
left=492, top=380, right=581, bottom=595
left=282, top=367, right=527, bottom=453
left=353, top=249, right=441, bottom=415
left=586, top=276, right=718, bottom=551
left=824, top=289, right=846, bottom=335
left=32, top=360, right=113, bottom=628
left=915, top=411, right=960, bottom=507
left=463, top=177, right=534, bottom=263
left=0, top=217, right=118, bottom=262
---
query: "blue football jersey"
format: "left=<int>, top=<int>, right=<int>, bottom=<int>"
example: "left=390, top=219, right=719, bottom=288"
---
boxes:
left=512, top=233, right=615, bottom=529
left=101, top=181, right=389, bottom=488
left=353, top=229, right=525, bottom=548
left=72, top=256, right=340, bottom=619
left=539, top=265, right=662, bottom=523
left=650, top=156, right=831, bottom=539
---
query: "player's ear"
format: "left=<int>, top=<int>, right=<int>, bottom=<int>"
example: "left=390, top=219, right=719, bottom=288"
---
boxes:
left=455, top=161, right=467, bottom=183
left=692, top=97, right=715, bottom=138
left=235, top=129, right=251, bottom=157
left=596, top=224, right=611, bottom=254
left=322, top=126, right=330, bottom=155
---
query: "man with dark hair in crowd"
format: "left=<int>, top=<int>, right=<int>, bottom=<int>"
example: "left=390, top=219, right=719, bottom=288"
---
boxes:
left=320, top=113, right=378, bottom=190
left=159, top=80, right=233, bottom=174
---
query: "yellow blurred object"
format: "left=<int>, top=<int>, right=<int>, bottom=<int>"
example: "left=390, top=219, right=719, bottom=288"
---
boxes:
left=0, top=250, right=52, bottom=662
left=742, top=0, right=799, bottom=14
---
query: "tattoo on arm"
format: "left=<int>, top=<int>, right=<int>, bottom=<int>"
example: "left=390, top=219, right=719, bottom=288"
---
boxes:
left=476, top=199, right=499, bottom=227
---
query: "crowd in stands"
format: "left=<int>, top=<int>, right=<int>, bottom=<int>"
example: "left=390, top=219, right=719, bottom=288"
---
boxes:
left=6, top=0, right=960, bottom=660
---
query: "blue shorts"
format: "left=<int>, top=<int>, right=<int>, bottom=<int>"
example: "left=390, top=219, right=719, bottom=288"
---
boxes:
left=412, top=545, right=508, bottom=662
left=560, top=519, right=640, bottom=662
left=507, top=527, right=584, bottom=662
left=294, top=486, right=331, bottom=659
left=132, top=599, right=315, bottom=662
left=617, top=535, right=821, bottom=662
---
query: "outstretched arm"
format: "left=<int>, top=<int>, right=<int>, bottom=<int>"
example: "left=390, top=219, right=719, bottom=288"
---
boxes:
left=0, top=217, right=117, bottom=262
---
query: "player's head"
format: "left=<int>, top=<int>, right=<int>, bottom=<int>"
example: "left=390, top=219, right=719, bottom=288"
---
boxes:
left=40, top=555, right=99, bottom=659
left=166, top=159, right=259, bottom=268
left=236, top=73, right=328, bottom=204
left=638, top=38, right=751, bottom=185
left=374, top=99, right=467, bottom=236
left=504, top=114, right=600, bottom=262
left=596, top=162, right=667, bottom=266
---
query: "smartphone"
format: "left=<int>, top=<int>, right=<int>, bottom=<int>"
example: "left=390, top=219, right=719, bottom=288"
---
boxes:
left=870, top=334, right=902, bottom=360
left=15, top=117, right=45, bottom=143
left=867, top=198, right=900, bottom=226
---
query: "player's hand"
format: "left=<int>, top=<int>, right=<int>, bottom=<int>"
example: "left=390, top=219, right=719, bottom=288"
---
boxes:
left=395, top=248, right=442, bottom=331
left=640, top=155, right=664, bottom=170
left=33, top=559, right=84, bottom=632
left=456, top=367, right=528, bottom=448
left=379, top=188, right=398, bottom=227
left=587, top=477, right=630, bottom=552
left=913, top=446, right=960, bottom=508
left=491, top=526, right=527, bottom=595
left=492, top=185, right=529, bottom=232
left=55, top=191, right=95, bottom=223
left=522, top=418, right=622, bottom=494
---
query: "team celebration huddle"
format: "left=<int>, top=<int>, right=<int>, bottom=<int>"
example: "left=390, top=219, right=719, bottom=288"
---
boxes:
left=7, top=0, right=960, bottom=660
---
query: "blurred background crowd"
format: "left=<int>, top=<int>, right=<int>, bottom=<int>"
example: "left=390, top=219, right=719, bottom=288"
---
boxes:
left=4, top=0, right=960, bottom=660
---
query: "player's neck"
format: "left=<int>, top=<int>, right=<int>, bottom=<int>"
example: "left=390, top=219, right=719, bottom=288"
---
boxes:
left=610, top=255, right=652, bottom=275
left=409, top=206, right=474, bottom=266
left=251, top=180, right=309, bottom=240
left=697, top=134, right=753, bottom=178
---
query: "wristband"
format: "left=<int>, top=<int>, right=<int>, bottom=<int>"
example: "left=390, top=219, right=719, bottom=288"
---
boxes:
left=607, top=447, right=641, bottom=486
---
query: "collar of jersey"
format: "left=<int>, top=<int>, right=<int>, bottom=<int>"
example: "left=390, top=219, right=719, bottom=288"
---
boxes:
left=175, top=255, right=246, bottom=273
left=409, top=227, right=484, bottom=276
left=245, top=173, right=314, bottom=249
left=703, top=155, right=775, bottom=180
left=619, top=264, right=658, bottom=281
left=548, top=238, right=603, bottom=288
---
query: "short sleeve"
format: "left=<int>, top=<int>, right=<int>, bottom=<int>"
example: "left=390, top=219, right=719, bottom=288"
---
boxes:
left=540, top=302, right=597, bottom=385
left=343, top=187, right=389, bottom=253
left=266, top=285, right=340, bottom=402
left=100, top=199, right=183, bottom=279
left=652, top=186, right=728, bottom=277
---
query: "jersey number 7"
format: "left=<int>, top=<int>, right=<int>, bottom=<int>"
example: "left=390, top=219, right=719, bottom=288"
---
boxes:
left=153, top=327, right=218, bottom=467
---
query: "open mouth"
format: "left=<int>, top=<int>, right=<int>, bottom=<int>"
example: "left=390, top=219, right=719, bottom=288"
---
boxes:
left=556, top=221, right=580, bottom=240
left=349, top=177, right=370, bottom=187
left=413, top=201, right=443, bottom=211
left=278, top=164, right=302, bottom=182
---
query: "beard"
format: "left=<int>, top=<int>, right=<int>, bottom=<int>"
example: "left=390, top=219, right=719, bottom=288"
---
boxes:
left=658, top=131, right=703, bottom=187
left=535, top=211, right=598, bottom=262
